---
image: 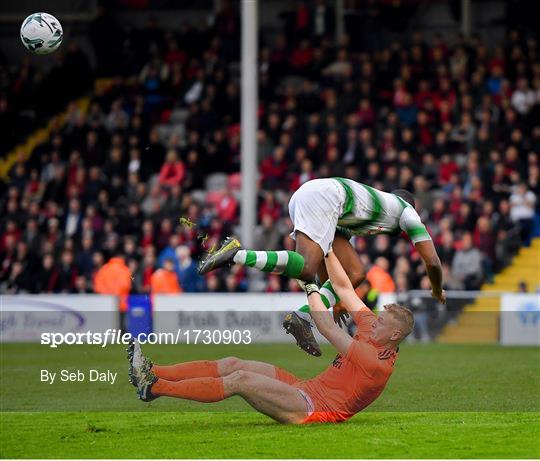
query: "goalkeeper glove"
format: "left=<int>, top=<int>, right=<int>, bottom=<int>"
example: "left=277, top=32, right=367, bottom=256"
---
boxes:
left=296, top=279, right=320, bottom=297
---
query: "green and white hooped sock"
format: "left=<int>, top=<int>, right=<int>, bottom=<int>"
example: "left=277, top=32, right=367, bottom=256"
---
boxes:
left=298, top=280, right=340, bottom=318
left=233, top=250, right=305, bottom=278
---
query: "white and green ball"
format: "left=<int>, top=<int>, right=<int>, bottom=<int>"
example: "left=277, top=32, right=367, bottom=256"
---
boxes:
left=20, top=12, right=63, bottom=55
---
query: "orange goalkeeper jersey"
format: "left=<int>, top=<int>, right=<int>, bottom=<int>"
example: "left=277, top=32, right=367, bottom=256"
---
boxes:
left=296, top=307, right=398, bottom=423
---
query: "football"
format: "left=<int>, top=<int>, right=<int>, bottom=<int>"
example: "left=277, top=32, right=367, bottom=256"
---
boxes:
left=20, top=12, right=63, bottom=55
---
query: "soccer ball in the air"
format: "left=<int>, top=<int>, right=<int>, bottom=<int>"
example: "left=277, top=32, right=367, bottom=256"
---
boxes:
left=20, top=12, right=63, bottom=55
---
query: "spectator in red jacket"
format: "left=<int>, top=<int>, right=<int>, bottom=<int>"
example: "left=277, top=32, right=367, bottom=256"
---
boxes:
left=258, top=191, right=281, bottom=222
left=216, top=192, right=238, bottom=223
left=159, top=149, right=185, bottom=188
left=439, top=154, right=460, bottom=184
left=261, top=146, right=287, bottom=189
left=291, top=40, right=313, bottom=72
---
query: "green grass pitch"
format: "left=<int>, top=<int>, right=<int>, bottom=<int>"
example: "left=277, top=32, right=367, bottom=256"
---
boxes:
left=1, top=342, right=539, bottom=458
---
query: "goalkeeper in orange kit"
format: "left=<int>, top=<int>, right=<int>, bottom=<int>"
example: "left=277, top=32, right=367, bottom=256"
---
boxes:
left=128, top=249, right=414, bottom=424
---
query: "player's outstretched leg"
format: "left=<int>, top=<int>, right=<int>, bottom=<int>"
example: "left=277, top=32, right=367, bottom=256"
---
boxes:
left=140, top=356, right=296, bottom=383
left=151, top=360, right=220, bottom=381
left=128, top=345, right=307, bottom=423
left=198, top=237, right=307, bottom=279
left=149, top=357, right=278, bottom=382
left=136, top=368, right=308, bottom=424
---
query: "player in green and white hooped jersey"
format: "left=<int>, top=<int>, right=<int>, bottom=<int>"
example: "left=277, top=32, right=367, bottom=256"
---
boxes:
left=199, top=178, right=445, bottom=356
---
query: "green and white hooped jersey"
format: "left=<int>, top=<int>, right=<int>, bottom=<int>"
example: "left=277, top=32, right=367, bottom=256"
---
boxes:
left=333, top=177, right=432, bottom=244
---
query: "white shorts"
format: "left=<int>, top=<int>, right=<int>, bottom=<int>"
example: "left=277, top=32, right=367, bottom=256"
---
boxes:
left=288, top=179, right=345, bottom=255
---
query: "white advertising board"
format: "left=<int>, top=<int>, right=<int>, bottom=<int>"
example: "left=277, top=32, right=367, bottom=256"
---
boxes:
left=0, top=295, right=118, bottom=342
left=500, top=293, right=540, bottom=345
left=153, top=293, right=312, bottom=343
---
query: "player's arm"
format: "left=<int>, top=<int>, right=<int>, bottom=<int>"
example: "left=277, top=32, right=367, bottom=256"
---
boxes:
left=301, top=282, right=353, bottom=356
left=304, top=282, right=380, bottom=372
left=324, top=249, right=368, bottom=314
left=415, top=239, right=445, bottom=304
left=400, top=207, right=446, bottom=304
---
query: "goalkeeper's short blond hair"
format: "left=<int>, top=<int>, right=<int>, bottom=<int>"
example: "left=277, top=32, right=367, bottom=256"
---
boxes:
left=384, top=303, right=415, bottom=339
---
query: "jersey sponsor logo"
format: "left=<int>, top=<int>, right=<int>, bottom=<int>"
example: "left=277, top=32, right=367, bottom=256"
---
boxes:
left=377, top=349, right=393, bottom=360
left=332, top=354, right=343, bottom=369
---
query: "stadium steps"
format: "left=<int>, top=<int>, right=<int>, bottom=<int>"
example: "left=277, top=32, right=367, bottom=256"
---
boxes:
left=437, top=237, right=540, bottom=344
left=0, top=97, right=91, bottom=181
left=0, top=78, right=123, bottom=181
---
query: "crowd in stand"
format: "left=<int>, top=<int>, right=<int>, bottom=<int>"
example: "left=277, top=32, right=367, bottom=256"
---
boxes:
left=1, top=2, right=539, bottom=296
left=0, top=43, right=92, bottom=154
